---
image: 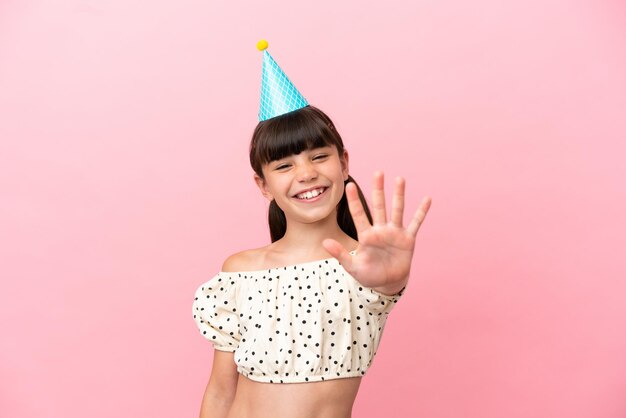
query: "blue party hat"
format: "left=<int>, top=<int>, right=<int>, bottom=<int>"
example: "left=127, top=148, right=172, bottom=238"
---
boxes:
left=257, top=40, right=308, bottom=121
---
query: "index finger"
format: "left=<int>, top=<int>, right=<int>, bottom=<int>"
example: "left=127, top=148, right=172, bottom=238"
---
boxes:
left=345, top=182, right=372, bottom=235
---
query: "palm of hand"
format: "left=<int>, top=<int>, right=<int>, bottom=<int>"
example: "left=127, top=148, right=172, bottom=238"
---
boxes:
left=346, top=224, right=415, bottom=288
left=323, top=172, right=432, bottom=289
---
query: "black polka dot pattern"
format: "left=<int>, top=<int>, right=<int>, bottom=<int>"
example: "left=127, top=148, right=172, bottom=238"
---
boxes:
left=191, top=253, right=405, bottom=384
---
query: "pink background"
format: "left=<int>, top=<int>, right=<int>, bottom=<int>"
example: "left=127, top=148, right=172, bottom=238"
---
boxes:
left=1, top=0, right=625, bottom=417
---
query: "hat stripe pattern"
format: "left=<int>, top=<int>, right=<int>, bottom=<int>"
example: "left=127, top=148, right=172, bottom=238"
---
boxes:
left=259, top=46, right=308, bottom=121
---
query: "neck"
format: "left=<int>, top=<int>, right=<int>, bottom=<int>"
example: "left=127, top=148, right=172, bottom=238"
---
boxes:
left=274, top=210, right=355, bottom=257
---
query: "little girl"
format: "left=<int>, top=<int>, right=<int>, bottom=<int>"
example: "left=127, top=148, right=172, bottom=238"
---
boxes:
left=192, top=41, right=432, bottom=418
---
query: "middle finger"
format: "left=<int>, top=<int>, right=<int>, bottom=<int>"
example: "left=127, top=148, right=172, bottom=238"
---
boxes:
left=390, top=176, right=405, bottom=227
left=371, top=171, right=387, bottom=226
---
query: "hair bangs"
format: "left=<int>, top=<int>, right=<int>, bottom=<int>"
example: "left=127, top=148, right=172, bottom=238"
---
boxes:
left=257, top=112, right=334, bottom=165
left=249, top=105, right=346, bottom=179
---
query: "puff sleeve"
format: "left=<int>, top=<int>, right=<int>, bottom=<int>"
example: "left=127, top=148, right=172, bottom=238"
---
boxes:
left=192, top=273, right=241, bottom=352
left=349, top=276, right=406, bottom=318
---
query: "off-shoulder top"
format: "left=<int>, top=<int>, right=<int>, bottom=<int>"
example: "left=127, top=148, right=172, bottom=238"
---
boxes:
left=191, top=252, right=405, bottom=384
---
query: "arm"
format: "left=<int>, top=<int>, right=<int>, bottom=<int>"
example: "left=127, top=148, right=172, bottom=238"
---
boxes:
left=198, top=253, right=247, bottom=417
left=373, top=277, right=408, bottom=297
left=199, top=350, right=239, bottom=418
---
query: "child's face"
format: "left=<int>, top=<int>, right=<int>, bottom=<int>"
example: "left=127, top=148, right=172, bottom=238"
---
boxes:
left=254, top=145, right=349, bottom=225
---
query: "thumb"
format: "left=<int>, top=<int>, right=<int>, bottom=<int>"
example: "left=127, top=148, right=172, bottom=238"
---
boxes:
left=322, top=238, right=354, bottom=272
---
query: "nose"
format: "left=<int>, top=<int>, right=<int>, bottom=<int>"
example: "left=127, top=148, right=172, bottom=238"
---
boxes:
left=296, top=161, right=318, bottom=182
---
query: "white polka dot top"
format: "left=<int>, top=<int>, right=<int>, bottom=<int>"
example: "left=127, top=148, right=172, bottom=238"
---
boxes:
left=192, top=252, right=405, bottom=384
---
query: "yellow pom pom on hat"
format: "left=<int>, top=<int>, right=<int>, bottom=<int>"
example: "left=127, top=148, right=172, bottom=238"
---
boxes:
left=257, top=39, right=308, bottom=121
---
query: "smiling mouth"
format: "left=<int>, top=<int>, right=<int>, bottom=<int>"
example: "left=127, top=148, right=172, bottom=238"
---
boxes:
left=293, top=187, right=327, bottom=200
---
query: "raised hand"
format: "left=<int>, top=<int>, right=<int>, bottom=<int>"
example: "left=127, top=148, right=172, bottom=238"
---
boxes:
left=322, top=171, right=431, bottom=291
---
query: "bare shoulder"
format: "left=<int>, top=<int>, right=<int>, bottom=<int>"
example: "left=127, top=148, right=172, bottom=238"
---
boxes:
left=221, top=247, right=269, bottom=272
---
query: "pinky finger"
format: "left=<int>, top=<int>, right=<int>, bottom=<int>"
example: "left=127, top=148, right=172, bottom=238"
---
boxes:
left=407, top=196, right=432, bottom=237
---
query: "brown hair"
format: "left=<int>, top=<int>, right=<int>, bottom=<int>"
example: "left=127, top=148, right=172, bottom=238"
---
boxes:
left=249, top=105, right=372, bottom=242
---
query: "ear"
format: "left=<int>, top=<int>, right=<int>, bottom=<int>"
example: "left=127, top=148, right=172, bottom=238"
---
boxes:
left=340, top=149, right=350, bottom=181
left=253, top=173, right=274, bottom=201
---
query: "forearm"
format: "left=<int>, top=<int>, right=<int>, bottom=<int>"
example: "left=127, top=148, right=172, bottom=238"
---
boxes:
left=373, top=277, right=408, bottom=297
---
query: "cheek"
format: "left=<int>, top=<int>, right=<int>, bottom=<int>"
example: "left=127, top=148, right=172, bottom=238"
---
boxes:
left=269, top=179, right=291, bottom=197
left=334, top=167, right=348, bottom=183
left=333, top=180, right=346, bottom=201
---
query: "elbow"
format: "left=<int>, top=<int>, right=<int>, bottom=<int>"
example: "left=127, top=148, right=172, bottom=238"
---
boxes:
left=199, top=383, right=237, bottom=418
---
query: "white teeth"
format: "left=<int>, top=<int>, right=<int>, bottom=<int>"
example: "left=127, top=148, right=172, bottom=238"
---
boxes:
left=296, top=187, right=325, bottom=200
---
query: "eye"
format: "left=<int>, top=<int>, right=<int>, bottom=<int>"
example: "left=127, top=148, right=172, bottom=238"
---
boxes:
left=275, top=164, right=290, bottom=170
left=313, top=154, right=328, bottom=160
